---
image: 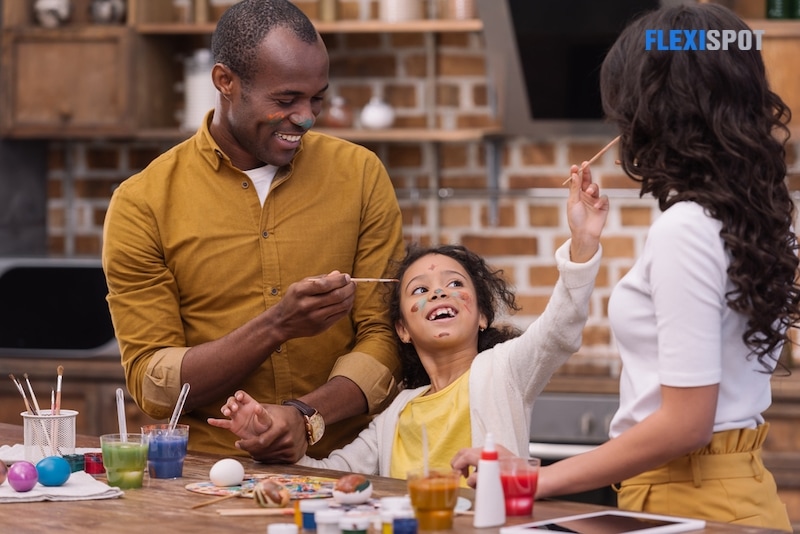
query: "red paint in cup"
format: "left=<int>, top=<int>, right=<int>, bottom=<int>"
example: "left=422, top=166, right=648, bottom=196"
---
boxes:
left=84, top=452, right=105, bottom=475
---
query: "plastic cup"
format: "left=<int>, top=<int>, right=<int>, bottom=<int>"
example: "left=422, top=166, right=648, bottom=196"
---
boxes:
left=406, top=468, right=460, bottom=532
left=141, top=423, right=189, bottom=479
left=499, top=456, right=541, bottom=516
left=100, top=433, right=149, bottom=489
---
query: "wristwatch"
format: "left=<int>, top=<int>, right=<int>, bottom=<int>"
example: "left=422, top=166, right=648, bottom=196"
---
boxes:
left=282, top=399, right=325, bottom=446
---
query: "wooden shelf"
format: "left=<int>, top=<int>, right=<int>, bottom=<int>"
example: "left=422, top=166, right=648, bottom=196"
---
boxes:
left=135, top=23, right=216, bottom=35
left=1, top=0, right=487, bottom=141
left=744, top=19, right=800, bottom=36
left=315, top=126, right=499, bottom=143
left=315, top=19, right=483, bottom=33
left=134, top=126, right=500, bottom=143
left=136, top=18, right=483, bottom=35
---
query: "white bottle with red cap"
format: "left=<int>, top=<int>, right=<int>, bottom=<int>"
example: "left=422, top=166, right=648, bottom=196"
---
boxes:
left=472, top=432, right=506, bottom=528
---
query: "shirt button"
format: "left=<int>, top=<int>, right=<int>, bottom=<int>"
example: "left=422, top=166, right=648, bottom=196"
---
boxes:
left=275, top=346, right=282, bottom=353
left=214, top=149, right=223, bottom=158
left=242, top=182, right=249, bottom=189
left=270, top=288, right=278, bottom=296
left=262, top=231, right=269, bottom=238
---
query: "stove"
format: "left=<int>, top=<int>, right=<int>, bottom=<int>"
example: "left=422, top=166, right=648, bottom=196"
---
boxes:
left=529, top=392, right=620, bottom=506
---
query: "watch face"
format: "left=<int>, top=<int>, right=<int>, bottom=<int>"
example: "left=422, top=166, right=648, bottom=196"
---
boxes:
left=307, top=413, right=325, bottom=445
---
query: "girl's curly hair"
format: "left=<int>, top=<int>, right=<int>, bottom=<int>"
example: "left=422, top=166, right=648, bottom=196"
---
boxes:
left=600, top=3, right=800, bottom=371
left=388, top=244, right=521, bottom=388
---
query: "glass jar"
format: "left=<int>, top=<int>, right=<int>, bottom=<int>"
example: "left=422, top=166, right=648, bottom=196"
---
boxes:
left=767, top=0, right=791, bottom=18
left=318, top=0, right=338, bottom=22
left=321, top=96, right=354, bottom=128
left=445, top=0, right=475, bottom=19
left=379, top=0, right=422, bottom=22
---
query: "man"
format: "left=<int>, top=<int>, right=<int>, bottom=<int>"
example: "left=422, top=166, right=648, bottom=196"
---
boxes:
left=102, top=0, right=404, bottom=463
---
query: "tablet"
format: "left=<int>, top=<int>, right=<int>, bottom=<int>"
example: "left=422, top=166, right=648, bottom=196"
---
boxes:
left=499, top=510, right=706, bottom=534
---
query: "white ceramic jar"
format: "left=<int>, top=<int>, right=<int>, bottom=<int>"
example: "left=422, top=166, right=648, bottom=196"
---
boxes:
left=379, top=0, right=422, bottom=22
left=360, top=97, right=395, bottom=129
left=182, top=49, right=217, bottom=131
left=34, top=0, right=72, bottom=28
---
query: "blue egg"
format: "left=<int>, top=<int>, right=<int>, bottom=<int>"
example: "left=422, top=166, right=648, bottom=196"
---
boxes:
left=36, top=456, right=71, bottom=487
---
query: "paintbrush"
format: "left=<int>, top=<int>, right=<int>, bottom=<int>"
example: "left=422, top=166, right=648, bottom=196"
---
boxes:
left=24, top=373, right=42, bottom=415
left=191, top=491, right=244, bottom=510
left=216, top=508, right=297, bottom=516
left=562, top=135, right=621, bottom=185
left=11, top=374, right=52, bottom=457
left=310, top=276, right=399, bottom=283
left=54, top=365, right=63, bottom=415
left=9, top=374, right=33, bottom=414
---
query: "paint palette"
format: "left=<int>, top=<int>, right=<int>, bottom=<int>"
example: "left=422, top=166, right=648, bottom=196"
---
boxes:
left=186, top=473, right=337, bottom=500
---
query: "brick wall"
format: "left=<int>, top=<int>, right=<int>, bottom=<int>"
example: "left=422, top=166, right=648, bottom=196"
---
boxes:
left=44, top=0, right=800, bottom=372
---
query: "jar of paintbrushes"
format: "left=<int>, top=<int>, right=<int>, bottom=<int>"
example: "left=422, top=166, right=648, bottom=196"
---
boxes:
left=10, top=366, right=77, bottom=464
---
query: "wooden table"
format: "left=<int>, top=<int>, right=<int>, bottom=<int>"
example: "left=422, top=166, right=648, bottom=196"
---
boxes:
left=0, top=423, right=784, bottom=533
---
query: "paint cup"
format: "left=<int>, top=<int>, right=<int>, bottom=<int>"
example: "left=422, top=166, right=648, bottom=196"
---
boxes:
left=499, top=456, right=541, bottom=516
left=141, top=423, right=189, bottom=479
left=100, top=433, right=149, bottom=489
left=406, top=468, right=460, bottom=532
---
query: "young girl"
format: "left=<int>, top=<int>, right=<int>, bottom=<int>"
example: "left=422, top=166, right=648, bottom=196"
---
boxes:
left=209, top=166, right=607, bottom=477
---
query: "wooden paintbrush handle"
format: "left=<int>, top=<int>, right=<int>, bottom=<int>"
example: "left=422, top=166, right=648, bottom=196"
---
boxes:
left=190, top=491, right=243, bottom=510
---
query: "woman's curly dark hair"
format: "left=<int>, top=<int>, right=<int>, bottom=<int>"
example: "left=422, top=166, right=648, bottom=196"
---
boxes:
left=600, top=3, right=800, bottom=371
left=388, top=244, right=522, bottom=388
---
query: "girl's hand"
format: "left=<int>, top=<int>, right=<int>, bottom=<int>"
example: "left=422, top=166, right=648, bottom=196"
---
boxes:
left=566, top=163, right=609, bottom=263
left=450, top=444, right=517, bottom=488
left=207, top=390, right=272, bottom=440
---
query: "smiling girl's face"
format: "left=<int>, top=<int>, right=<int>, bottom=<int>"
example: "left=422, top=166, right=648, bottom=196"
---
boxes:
left=395, top=253, right=486, bottom=354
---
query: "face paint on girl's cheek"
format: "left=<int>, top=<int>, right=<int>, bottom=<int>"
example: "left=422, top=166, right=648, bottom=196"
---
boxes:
left=410, top=297, right=427, bottom=314
left=452, top=290, right=473, bottom=313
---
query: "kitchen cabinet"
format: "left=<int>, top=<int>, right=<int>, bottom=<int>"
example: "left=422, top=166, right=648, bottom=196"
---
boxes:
left=0, top=0, right=496, bottom=143
left=0, top=1, right=134, bottom=138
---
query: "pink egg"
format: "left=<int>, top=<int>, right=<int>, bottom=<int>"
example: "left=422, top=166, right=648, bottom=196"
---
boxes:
left=8, top=461, right=38, bottom=492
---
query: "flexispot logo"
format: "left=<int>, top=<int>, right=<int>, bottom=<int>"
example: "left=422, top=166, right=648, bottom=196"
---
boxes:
left=645, top=29, right=764, bottom=50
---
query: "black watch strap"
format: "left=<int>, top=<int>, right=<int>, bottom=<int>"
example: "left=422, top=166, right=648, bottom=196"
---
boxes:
left=282, top=399, right=325, bottom=445
left=282, top=399, right=316, bottom=417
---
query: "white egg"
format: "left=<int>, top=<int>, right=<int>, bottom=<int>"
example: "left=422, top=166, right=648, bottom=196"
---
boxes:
left=209, top=458, right=245, bottom=487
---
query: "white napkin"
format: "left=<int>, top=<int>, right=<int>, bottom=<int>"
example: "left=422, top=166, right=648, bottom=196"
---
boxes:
left=0, top=444, right=123, bottom=503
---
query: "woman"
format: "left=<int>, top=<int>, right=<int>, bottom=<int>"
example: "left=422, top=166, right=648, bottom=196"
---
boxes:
left=455, top=3, right=797, bottom=529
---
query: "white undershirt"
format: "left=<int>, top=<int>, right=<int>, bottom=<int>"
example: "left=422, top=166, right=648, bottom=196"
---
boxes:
left=244, top=165, right=278, bottom=206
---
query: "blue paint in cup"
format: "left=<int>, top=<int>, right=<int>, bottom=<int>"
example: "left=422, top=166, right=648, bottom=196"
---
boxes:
left=142, top=424, right=189, bottom=479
